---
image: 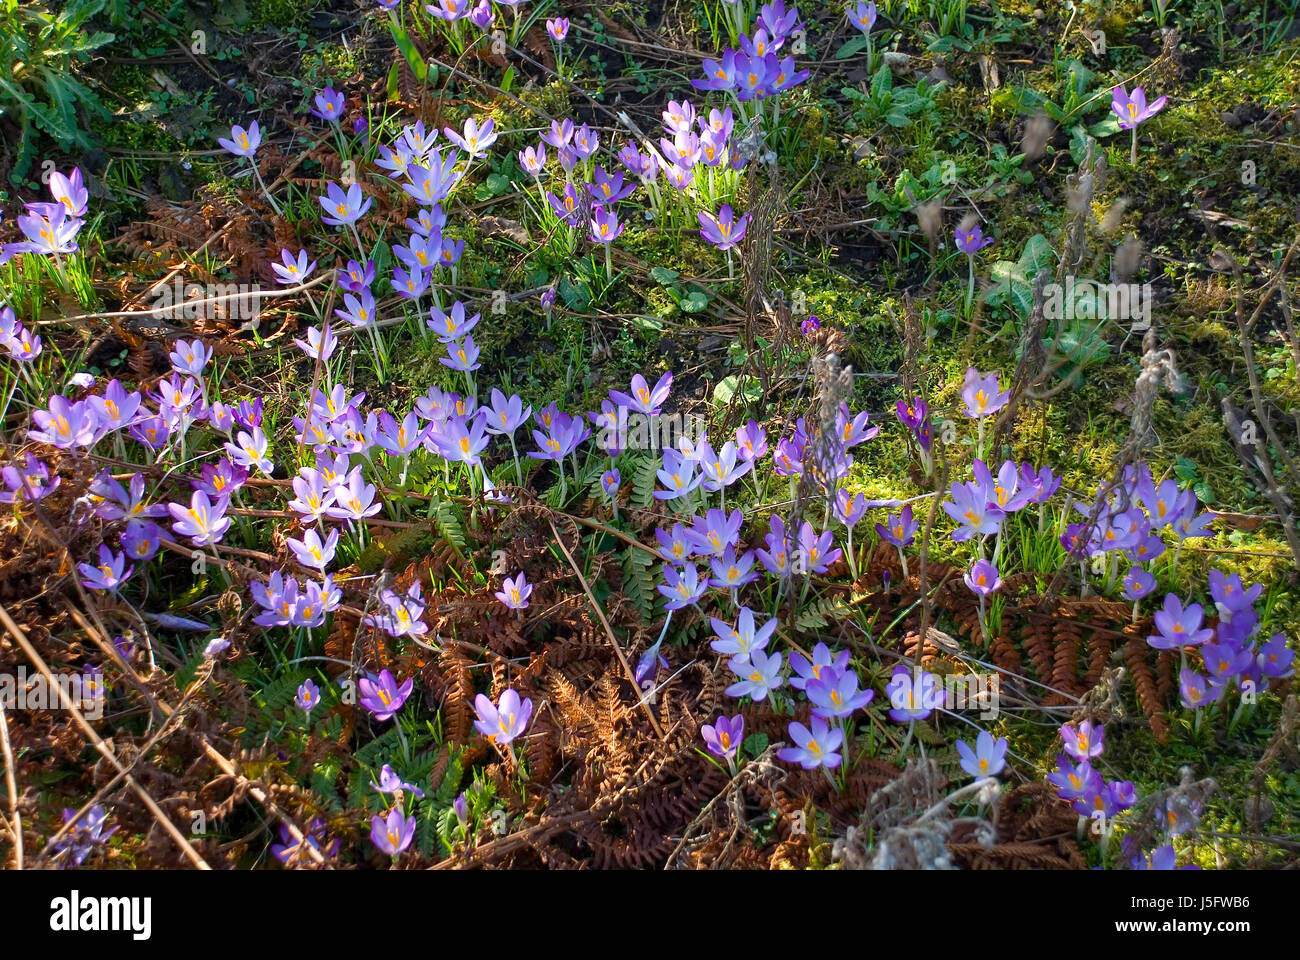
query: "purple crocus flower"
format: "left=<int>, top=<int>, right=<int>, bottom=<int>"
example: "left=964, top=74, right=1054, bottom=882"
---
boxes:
left=441, top=333, right=483, bottom=369
left=481, top=390, right=529, bottom=438
left=778, top=718, right=843, bottom=770
left=120, top=520, right=161, bottom=561
left=797, top=521, right=842, bottom=574
left=233, top=397, right=264, bottom=431
left=708, top=547, right=758, bottom=590
left=426, top=0, right=472, bottom=20
left=540, top=118, right=574, bottom=150
left=443, top=117, right=498, bottom=158
left=473, top=688, right=532, bottom=746
left=848, top=0, right=877, bottom=33
left=546, top=17, right=569, bottom=41
left=1060, top=720, right=1104, bottom=761
left=837, top=403, right=879, bottom=447
left=589, top=204, right=624, bottom=245
left=1019, top=463, right=1062, bottom=503
left=270, top=247, right=315, bottom=283
left=1148, top=593, right=1214, bottom=649
left=296, top=678, right=320, bottom=714
left=656, top=523, right=693, bottom=565
left=956, top=730, right=1008, bottom=779
left=698, top=440, right=752, bottom=491
left=272, top=818, right=339, bottom=866
left=340, top=258, right=376, bottom=293
left=519, top=144, right=546, bottom=176
left=495, top=572, right=532, bottom=611
left=597, top=469, right=620, bottom=502
left=685, top=508, right=744, bottom=558
left=1201, top=641, right=1253, bottom=684
left=52, top=804, right=118, bottom=867
left=469, top=0, right=492, bottom=29
left=701, top=714, right=744, bottom=761
left=49, top=168, right=89, bottom=218
left=610, top=371, right=672, bottom=416
left=942, top=480, right=1004, bottom=541
left=370, top=764, right=425, bottom=798
left=78, top=545, right=134, bottom=592
left=311, top=86, right=346, bottom=122
left=318, top=181, right=372, bottom=226
left=1208, top=569, right=1262, bottom=615
left=1111, top=85, right=1168, bottom=130
left=0, top=453, right=60, bottom=503
left=885, top=665, right=939, bottom=721
left=726, top=649, right=784, bottom=701
left=1180, top=671, right=1216, bottom=707
left=698, top=204, right=749, bottom=251
left=800, top=315, right=820, bottom=337
left=428, top=300, right=481, bottom=342
left=876, top=505, right=918, bottom=547
left=288, top=528, right=339, bottom=571
left=326, top=469, right=383, bottom=521
left=834, top=489, right=868, bottom=528
left=788, top=642, right=850, bottom=691
left=169, top=338, right=211, bottom=376
left=1047, top=754, right=1103, bottom=801
left=807, top=669, right=875, bottom=719
left=1257, top=634, right=1295, bottom=679
left=370, top=808, right=416, bottom=857
left=168, top=490, right=232, bottom=546
left=658, top=563, right=708, bottom=610
left=735, top=420, right=768, bottom=461
left=963, top=559, right=1002, bottom=596
left=709, top=606, right=777, bottom=658
left=960, top=367, right=1010, bottom=418
left=218, top=122, right=261, bottom=157
left=30, top=394, right=98, bottom=448
left=1122, top=566, right=1156, bottom=601
left=955, top=224, right=993, bottom=254
left=1131, top=844, right=1179, bottom=870
left=358, top=669, right=414, bottom=722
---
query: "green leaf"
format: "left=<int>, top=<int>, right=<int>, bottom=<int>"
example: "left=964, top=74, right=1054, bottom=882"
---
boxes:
left=985, top=233, right=1054, bottom=315
left=390, top=24, right=428, bottom=82
left=649, top=266, right=680, bottom=285
left=1193, top=481, right=1214, bottom=504
left=834, top=34, right=869, bottom=60
left=742, top=732, right=769, bottom=757
left=1089, top=114, right=1121, bottom=138
left=559, top=275, right=591, bottom=310
left=386, top=61, right=402, bottom=102
left=870, top=63, right=891, bottom=99
left=1068, top=125, right=1091, bottom=166
left=680, top=289, right=709, bottom=312
left=713, top=374, right=760, bottom=406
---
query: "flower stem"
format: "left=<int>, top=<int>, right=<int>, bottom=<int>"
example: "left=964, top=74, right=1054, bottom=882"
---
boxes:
left=250, top=162, right=284, bottom=217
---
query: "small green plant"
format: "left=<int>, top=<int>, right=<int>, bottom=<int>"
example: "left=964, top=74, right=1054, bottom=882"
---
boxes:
left=842, top=64, right=945, bottom=133
left=0, top=0, right=115, bottom=183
